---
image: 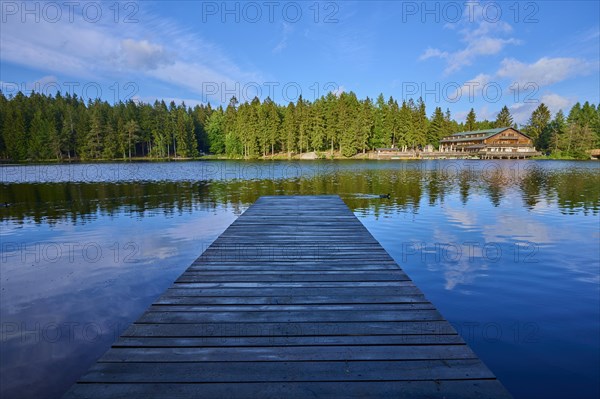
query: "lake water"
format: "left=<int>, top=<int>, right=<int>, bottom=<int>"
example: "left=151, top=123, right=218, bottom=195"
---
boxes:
left=1, top=160, right=598, bottom=399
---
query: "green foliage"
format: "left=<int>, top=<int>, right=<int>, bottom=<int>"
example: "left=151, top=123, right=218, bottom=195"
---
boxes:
left=397, top=101, right=413, bottom=149
left=206, top=109, right=225, bottom=154
left=465, top=108, right=477, bottom=131
left=370, top=93, right=387, bottom=149
left=525, top=103, right=551, bottom=148
left=495, top=106, right=513, bottom=128
left=528, top=102, right=599, bottom=158
left=0, top=91, right=597, bottom=161
left=427, top=107, right=445, bottom=147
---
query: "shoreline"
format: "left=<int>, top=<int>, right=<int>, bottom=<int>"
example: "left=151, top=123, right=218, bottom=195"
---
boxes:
left=0, top=155, right=594, bottom=165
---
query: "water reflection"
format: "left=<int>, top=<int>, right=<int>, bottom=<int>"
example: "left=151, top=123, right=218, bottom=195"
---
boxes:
left=1, top=161, right=598, bottom=224
left=1, top=160, right=599, bottom=399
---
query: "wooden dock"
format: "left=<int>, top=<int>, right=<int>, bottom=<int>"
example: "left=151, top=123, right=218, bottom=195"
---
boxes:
left=63, top=195, right=512, bottom=399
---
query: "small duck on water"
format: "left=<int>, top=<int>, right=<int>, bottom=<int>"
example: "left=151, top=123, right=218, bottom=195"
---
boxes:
left=378, top=194, right=390, bottom=199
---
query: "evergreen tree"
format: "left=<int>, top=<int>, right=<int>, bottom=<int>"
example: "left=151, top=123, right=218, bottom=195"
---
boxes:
left=357, top=97, right=374, bottom=153
left=28, top=110, right=48, bottom=160
left=324, top=93, right=338, bottom=155
left=3, top=105, right=27, bottom=160
left=580, top=101, right=597, bottom=127
left=397, top=101, right=413, bottom=149
left=465, top=108, right=477, bottom=131
left=525, top=103, right=551, bottom=149
left=371, top=94, right=388, bottom=148
left=125, top=119, right=141, bottom=159
left=567, top=102, right=582, bottom=126
left=413, top=98, right=428, bottom=147
left=0, top=90, right=597, bottom=161
left=60, top=106, right=76, bottom=159
left=338, top=92, right=360, bottom=157
left=264, top=98, right=280, bottom=155
left=296, top=95, right=309, bottom=154
left=224, top=97, right=242, bottom=157
left=495, top=106, right=513, bottom=128
left=592, top=105, right=600, bottom=147
left=548, top=110, right=567, bottom=153
left=191, top=104, right=210, bottom=154
left=427, top=107, right=445, bottom=148
left=385, top=97, right=399, bottom=147
left=74, top=100, right=89, bottom=158
left=149, top=101, right=165, bottom=158
left=102, top=108, right=119, bottom=159
left=567, top=124, right=595, bottom=158
left=206, top=108, right=225, bottom=154
left=561, top=103, right=600, bottom=157
left=0, top=91, right=6, bottom=158
left=282, top=102, right=296, bottom=158
left=444, top=108, right=455, bottom=137
left=310, top=98, right=326, bottom=152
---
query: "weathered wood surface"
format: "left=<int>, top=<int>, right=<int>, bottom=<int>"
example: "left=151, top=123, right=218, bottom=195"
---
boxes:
left=63, top=195, right=512, bottom=399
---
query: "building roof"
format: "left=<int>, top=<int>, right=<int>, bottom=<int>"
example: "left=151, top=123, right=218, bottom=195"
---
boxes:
left=448, top=127, right=508, bottom=137
left=451, top=127, right=510, bottom=138
left=440, top=127, right=530, bottom=143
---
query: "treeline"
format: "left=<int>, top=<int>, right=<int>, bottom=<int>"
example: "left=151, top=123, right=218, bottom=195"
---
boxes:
left=524, top=102, right=600, bottom=159
left=0, top=91, right=207, bottom=161
left=0, top=90, right=598, bottom=161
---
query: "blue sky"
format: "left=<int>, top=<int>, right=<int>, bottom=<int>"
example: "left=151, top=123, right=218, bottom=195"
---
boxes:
left=1, top=0, right=598, bottom=124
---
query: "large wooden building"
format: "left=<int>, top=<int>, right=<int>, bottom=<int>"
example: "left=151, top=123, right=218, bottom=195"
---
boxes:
left=439, top=127, right=539, bottom=158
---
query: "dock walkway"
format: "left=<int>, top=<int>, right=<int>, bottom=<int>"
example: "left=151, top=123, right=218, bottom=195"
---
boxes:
left=64, top=195, right=512, bottom=398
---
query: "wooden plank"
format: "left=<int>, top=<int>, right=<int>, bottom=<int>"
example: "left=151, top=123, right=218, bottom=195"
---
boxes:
left=112, top=334, right=465, bottom=347
left=183, top=269, right=400, bottom=274
left=164, top=286, right=425, bottom=297
left=63, top=195, right=512, bottom=399
left=79, top=359, right=492, bottom=382
left=170, top=281, right=416, bottom=288
left=63, top=380, right=512, bottom=399
left=180, top=269, right=404, bottom=273
left=148, top=303, right=433, bottom=312
left=188, top=262, right=400, bottom=269
left=136, top=309, right=442, bottom=323
left=98, top=344, right=478, bottom=362
left=121, top=321, right=459, bottom=337
left=153, top=294, right=428, bottom=305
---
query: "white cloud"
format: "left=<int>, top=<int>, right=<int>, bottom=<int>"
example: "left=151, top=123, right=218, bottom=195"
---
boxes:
left=453, top=92, right=573, bottom=125
left=0, top=5, right=262, bottom=101
left=1, top=75, right=59, bottom=95
left=419, top=48, right=449, bottom=61
left=420, top=15, right=520, bottom=75
left=497, top=57, right=594, bottom=86
left=273, top=22, right=293, bottom=54
left=146, top=61, right=242, bottom=101
left=119, top=39, right=171, bottom=70
left=584, top=28, right=600, bottom=41
left=333, top=85, right=346, bottom=96
left=453, top=55, right=594, bottom=107
left=443, top=37, right=520, bottom=75
left=0, top=17, right=114, bottom=79
left=450, top=73, right=493, bottom=101
left=509, top=93, right=575, bottom=125
left=475, top=104, right=497, bottom=121
left=33, top=75, right=59, bottom=86
left=539, top=93, right=574, bottom=112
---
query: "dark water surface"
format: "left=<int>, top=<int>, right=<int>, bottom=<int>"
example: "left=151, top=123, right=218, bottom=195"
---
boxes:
left=1, top=160, right=598, bottom=399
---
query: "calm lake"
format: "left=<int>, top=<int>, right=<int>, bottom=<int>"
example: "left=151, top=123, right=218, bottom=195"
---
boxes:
left=1, top=160, right=599, bottom=399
